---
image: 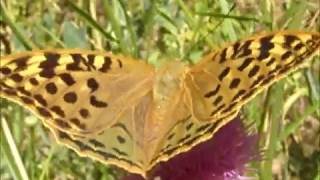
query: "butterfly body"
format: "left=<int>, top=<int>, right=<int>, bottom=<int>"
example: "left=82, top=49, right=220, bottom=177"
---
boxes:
left=0, top=31, right=319, bottom=177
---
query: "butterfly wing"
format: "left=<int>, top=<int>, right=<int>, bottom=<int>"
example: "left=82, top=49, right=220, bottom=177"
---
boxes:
left=147, top=31, right=320, bottom=171
left=185, top=31, right=320, bottom=121
left=0, top=50, right=155, bottom=175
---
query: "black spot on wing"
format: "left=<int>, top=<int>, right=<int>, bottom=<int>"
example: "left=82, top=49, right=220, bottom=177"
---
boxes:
left=211, top=52, right=218, bottom=61
left=219, top=48, right=227, bottom=63
left=70, top=118, right=86, bottom=129
left=34, top=94, right=47, bottom=106
left=112, top=147, right=129, bottom=157
left=89, top=139, right=105, bottom=148
left=278, top=66, right=291, bottom=74
left=112, top=123, right=132, bottom=139
left=50, top=106, right=65, bottom=117
left=229, top=78, right=241, bottom=89
left=99, top=57, right=112, bottom=72
left=45, top=82, right=57, bottom=94
left=40, top=53, right=60, bottom=69
left=87, top=54, right=95, bottom=63
left=258, top=35, right=274, bottom=61
left=241, top=88, right=257, bottom=101
left=231, top=41, right=240, bottom=59
left=213, top=95, right=223, bottom=106
left=177, top=134, right=191, bottom=144
left=117, top=59, right=123, bottom=68
left=87, top=78, right=99, bottom=93
left=250, top=75, right=265, bottom=88
left=36, top=106, right=51, bottom=117
left=64, top=92, right=77, bottom=103
left=221, top=102, right=238, bottom=113
left=283, top=35, right=299, bottom=48
left=3, top=89, right=17, bottom=96
left=117, top=135, right=126, bottom=144
left=261, top=74, right=276, bottom=85
left=204, top=85, right=221, bottom=98
left=87, top=54, right=97, bottom=70
left=266, top=57, right=276, bottom=66
left=10, top=73, right=23, bottom=82
left=16, top=86, right=31, bottom=96
left=233, top=40, right=253, bottom=58
left=210, top=104, right=226, bottom=116
left=293, top=43, right=304, bottom=51
left=90, top=95, right=108, bottom=108
left=218, top=67, right=230, bottom=81
left=68, top=54, right=85, bottom=71
left=39, top=69, right=55, bottom=78
left=195, top=123, right=210, bottom=133
left=281, top=51, right=292, bottom=61
left=186, top=122, right=194, bottom=131
left=232, top=89, right=246, bottom=101
left=54, top=118, right=71, bottom=129
left=14, top=56, right=30, bottom=71
left=248, top=65, right=260, bottom=78
left=20, top=96, right=34, bottom=104
left=29, top=78, right=39, bottom=86
left=59, top=73, right=76, bottom=86
left=167, top=133, right=175, bottom=140
left=79, top=108, right=90, bottom=118
left=238, top=57, right=253, bottom=71
left=0, top=67, right=12, bottom=75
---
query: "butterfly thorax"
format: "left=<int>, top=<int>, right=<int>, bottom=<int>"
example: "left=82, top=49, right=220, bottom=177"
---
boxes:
left=144, top=61, right=190, bottom=161
left=153, top=60, right=189, bottom=109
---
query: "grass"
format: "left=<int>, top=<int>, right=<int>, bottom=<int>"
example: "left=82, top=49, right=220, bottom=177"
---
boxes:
left=0, top=0, right=319, bottom=179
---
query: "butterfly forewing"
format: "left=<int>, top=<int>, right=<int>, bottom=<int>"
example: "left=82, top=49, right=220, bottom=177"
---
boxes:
left=186, top=32, right=320, bottom=121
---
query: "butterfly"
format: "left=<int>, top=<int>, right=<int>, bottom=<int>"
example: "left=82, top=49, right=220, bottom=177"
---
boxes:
left=0, top=31, right=319, bottom=177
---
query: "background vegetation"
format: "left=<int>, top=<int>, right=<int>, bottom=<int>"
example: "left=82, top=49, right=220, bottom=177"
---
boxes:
left=0, top=0, right=319, bottom=179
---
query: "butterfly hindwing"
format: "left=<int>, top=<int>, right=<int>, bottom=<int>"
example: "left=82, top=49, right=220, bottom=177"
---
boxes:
left=50, top=91, right=154, bottom=175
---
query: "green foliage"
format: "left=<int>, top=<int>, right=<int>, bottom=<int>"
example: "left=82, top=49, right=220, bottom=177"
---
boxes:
left=0, top=0, right=319, bottom=179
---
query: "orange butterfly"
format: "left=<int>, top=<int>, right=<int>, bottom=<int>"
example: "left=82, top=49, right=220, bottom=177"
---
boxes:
left=0, top=31, right=319, bottom=177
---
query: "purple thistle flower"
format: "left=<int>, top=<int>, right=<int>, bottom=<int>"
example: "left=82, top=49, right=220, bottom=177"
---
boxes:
left=123, top=116, right=258, bottom=180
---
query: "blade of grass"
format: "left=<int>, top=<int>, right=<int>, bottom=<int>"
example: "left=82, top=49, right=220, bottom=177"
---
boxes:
left=89, top=0, right=103, bottom=50
left=0, top=1, right=34, bottom=50
left=175, top=0, right=195, bottom=27
left=1, top=117, right=30, bottom=180
left=281, top=1, right=307, bottom=30
left=196, top=12, right=271, bottom=25
left=37, top=24, right=66, bottom=48
left=280, top=104, right=319, bottom=141
left=141, top=0, right=157, bottom=58
left=259, top=81, right=285, bottom=180
left=305, top=68, right=320, bottom=117
left=39, top=145, right=58, bottom=180
left=217, top=0, right=236, bottom=41
left=282, top=88, right=308, bottom=121
left=102, top=0, right=129, bottom=55
left=118, top=0, right=138, bottom=58
left=67, top=0, right=116, bottom=43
